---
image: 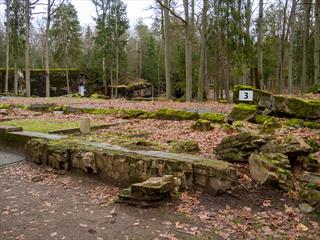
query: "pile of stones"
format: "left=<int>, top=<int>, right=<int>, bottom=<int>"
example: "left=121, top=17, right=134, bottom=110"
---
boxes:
left=216, top=131, right=320, bottom=211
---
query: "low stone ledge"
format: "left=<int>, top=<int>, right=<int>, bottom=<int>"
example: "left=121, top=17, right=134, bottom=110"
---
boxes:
left=26, top=138, right=237, bottom=195
left=48, top=122, right=128, bottom=134
left=0, top=125, right=23, bottom=134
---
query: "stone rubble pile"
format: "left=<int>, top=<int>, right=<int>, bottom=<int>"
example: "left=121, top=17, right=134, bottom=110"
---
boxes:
left=216, top=131, right=320, bottom=211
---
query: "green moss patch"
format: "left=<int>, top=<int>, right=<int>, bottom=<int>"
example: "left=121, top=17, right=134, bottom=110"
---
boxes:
left=227, top=104, right=257, bottom=122
left=83, top=108, right=119, bottom=115
left=199, top=112, right=225, bottom=123
left=0, top=119, right=82, bottom=133
left=170, top=140, right=200, bottom=153
left=0, top=104, right=11, bottom=109
left=191, top=119, right=213, bottom=131
left=154, top=108, right=198, bottom=121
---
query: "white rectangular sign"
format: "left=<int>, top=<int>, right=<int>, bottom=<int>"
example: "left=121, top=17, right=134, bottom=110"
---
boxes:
left=239, top=90, right=253, bottom=101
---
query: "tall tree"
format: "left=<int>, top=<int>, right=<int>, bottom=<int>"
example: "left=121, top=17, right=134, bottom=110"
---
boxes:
left=163, top=0, right=171, bottom=99
left=257, top=0, right=264, bottom=89
left=44, top=0, right=65, bottom=97
left=93, top=0, right=128, bottom=98
left=50, top=2, right=82, bottom=93
left=5, top=0, right=10, bottom=95
left=197, top=0, right=208, bottom=101
left=183, top=0, right=193, bottom=101
left=277, top=0, right=289, bottom=93
left=301, top=0, right=311, bottom=90
left=314, top=0, right=320, bottom=85
left=288, top=0, right=297, bottom=93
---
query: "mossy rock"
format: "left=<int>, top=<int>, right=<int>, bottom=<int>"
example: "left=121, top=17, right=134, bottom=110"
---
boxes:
left=199, top=112, right=225, bottom=123
left=90, top=93, right=107, bottom=99
left=83, top=108, right=119, bottom=115
left=272, top=96, right=320, bottom=119
left=255, top=114, right=275, bottom=124
left=221, top=123, right=233, bottom=132
left=191, top=119, right=213, bottom=131
left=154, top=108, right=198, bottom=121
left=170, top=140, right=200, bottom=153
left=283, top=118, right=304, bottom=128
left=119, top=109, right=147, bottom=119
left=0, top=104, right=11, bottom=109
left=227, top=104, right=257, bottom=123
left=233, top=85, right=258, bottom=105
left=233, top=85, right=273, bottom=108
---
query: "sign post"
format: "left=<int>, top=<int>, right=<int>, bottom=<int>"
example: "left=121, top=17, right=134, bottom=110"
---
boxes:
left=239, top=90, right=253, bottom=102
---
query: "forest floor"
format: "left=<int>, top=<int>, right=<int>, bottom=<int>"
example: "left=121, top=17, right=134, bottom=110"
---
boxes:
left=0, top=97, right=320, bottom=239
left=1, top=162, right=319, bottom=240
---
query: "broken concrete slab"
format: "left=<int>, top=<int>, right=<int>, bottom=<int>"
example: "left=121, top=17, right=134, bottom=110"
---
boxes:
left=117, top=175, right=174, bottom=207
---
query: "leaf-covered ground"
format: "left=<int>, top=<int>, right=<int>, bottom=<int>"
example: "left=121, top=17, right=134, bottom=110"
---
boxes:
left=0, top=97, right=234, bottom=113
left=0, top=98, right=320, bottom=239
left=0, top=162, right=319, bottom=240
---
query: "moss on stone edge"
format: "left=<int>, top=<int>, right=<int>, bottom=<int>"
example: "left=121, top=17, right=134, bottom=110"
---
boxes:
left=0, top=104, right=11, bottom=109
left=227, top=103, right=257, bottom=122
left=199, top=112, right=225, bottom=123
left=255, top=114, right=275, bottom=124
left=83, top=108, right=119, bottom=115
left=191, top=119, right=213, bottom=131
left=169, top=140, right=200, bottom=153
left=154, top=108, right=198, bottom=121
left=119, top=109, right=147, bottom=119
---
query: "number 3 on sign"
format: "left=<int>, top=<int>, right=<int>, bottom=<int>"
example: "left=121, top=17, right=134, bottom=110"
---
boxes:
left=239, top=90, right=253, bottom=101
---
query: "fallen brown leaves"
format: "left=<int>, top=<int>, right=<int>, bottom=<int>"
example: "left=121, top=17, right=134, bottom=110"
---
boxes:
left=174, top=192, right=320, bottom=239
left=103, top=118, right=230, bottom=158
left=1, top=97, right=234, bottom=114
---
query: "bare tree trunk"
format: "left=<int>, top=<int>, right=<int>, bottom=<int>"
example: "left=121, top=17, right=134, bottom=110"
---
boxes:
left=14, top=62, right=18, bottom=95
left=25, top=0, right=31, bottom=97
left=44, top=0, right=51, bottom=97
left=204, top=43, right=209, bottom=97
left=45, top=0, right=51, bottom=97
left=257, top=0, right=264, bottom=89
left=115, top=43, right=119, bottom=98
left=288, top=0, right=297, bottom=93
left=110, top=66, right=113, bottom=98
left=66, top=70, right=70, bottom=95
left=197, top=0, right=208, bottom=102
left=183, top=0, right=192, bottom=102
left=244, top=0, right=252, bottom=86
left=302, top=0, right=311, bottom=91
left=277, top=0, right=288, bottom=93
left=139, top=43, right=142, bottom=78
left=315, top=0, right=320, bottom=85
left=163, top=0, right=171, bottom=99
left=5, top=0, right=10, bottom=95
left=115, top=1, right=119, bottom=99
left=102, top=57, right=106, bottom=94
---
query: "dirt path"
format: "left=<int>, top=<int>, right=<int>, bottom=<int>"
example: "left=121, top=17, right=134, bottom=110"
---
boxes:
left=0, top=162, right=319, bottom=240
